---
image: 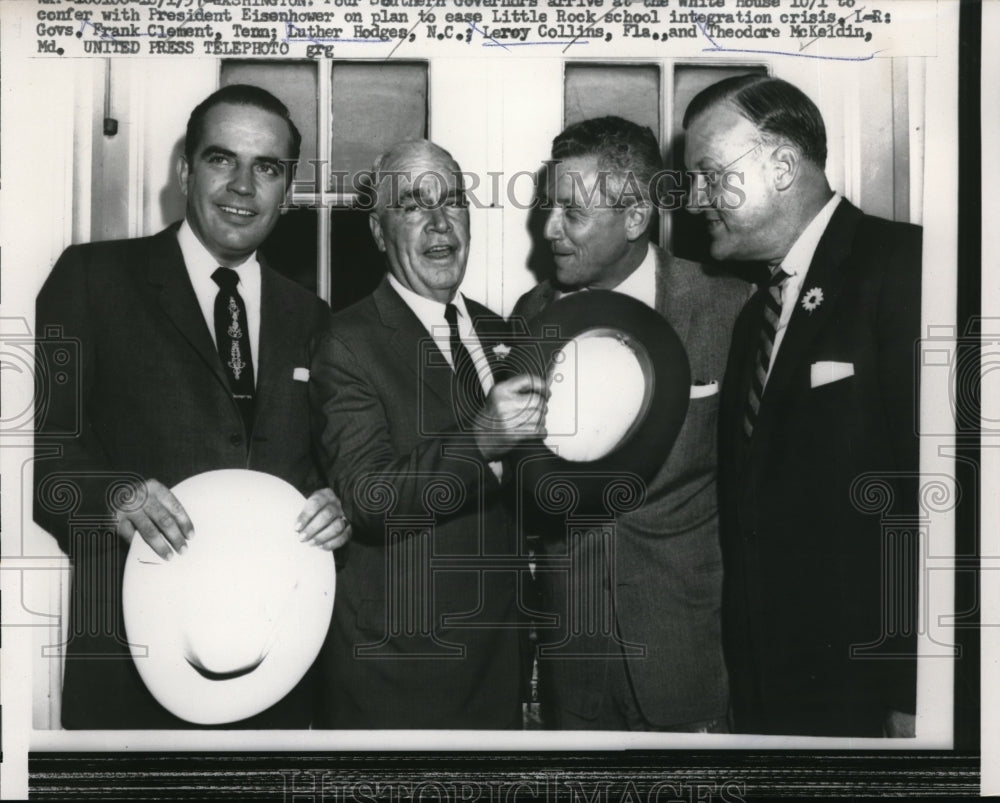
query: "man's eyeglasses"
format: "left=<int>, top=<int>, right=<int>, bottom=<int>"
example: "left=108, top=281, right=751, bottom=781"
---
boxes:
left=688, top=141, right=766, bottom=209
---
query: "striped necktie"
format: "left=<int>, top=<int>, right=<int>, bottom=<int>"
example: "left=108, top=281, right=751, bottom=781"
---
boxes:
left=744, top=268, right=789, bottom=439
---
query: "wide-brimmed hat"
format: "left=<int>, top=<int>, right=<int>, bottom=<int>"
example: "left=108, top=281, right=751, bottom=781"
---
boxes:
left=122, top=469, right=335, bottom=725
left=510, top=290, right=690, bottom=512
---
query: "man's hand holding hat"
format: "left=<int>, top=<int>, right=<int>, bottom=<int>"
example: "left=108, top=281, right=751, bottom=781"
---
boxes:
left=474, top=373, right=548, bottom=462
left=295, top=486, right=352, bottom=551
left=116, top=478, right=352, bottom=559
left=115, top=478, right=194, bottom=561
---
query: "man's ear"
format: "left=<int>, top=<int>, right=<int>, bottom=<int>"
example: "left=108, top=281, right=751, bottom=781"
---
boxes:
left=623, top=201, right=654, bottom=242
left=772, top=145, right=800, bottom=192
left=177, top=154, right=190, bottom=198
left=369, top=212, right=386, bottom=253
left=281, top=160, right=297, bottom=215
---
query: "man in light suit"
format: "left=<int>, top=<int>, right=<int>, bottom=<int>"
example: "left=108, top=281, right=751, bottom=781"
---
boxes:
left=683, top=75, right=921, bottom=737
left=513, top=116, right=749, bottom=731
left=34, top=84, right=350, bottom=729
left=310, top=140, right=547, bottom=728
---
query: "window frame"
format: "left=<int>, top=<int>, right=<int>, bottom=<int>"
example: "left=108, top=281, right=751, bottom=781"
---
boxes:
left=560, top=58, right=771, bottom=251
left=221, top=58, right=431, bottom=305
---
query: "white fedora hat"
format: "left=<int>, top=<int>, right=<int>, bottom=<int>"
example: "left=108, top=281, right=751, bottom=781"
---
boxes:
left=122, top=469, right=335, bottom=725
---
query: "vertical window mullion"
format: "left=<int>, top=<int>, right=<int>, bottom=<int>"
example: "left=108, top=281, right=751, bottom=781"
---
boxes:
left=317, top=62, right=333, bottom=305
left=660, top=59, right=671, bottom=251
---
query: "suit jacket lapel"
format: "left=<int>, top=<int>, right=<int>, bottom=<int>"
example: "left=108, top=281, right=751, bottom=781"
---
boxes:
left=145, top=225, right=231, bottom=394
left=652, top=245, right=695, bottom=347
left=254, top=262, right=299, bottom=425
left=514, top=281, right=558, bottom=325
left=754, top=199, right=862, bottom=433
left=466, top=296, right=511, bottom=381
left=374, top=278, right=454, bottom=408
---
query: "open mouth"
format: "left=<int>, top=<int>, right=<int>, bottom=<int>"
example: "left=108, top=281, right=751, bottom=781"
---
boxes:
left=424, top=244, right=455, bottom=260
left=218, top=204, right=256, bottom=219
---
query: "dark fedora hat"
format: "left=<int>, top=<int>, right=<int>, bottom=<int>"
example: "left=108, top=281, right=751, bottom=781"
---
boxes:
left=509, top=290, right=690, bottom=515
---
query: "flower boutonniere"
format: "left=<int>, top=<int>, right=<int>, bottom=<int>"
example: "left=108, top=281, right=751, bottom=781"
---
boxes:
left=492, top=343, right=511, bottom=360
left=801, top=287, right=824, bottom=313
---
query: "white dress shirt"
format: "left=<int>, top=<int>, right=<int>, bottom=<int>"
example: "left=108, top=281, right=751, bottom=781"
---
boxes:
left=553, top=243, right=658, bottom=309
left=387, top=274, right=496, bottom=395
left=177, top=220, right=262, bottom=382
left=387, top=274, right=501, bottom=478
left=766, top=193, right=842, bottom=384
left=607, top=243, right=658, bottom=309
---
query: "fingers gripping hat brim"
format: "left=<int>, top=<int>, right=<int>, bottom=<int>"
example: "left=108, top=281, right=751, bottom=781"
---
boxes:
left=122, top=470, right=335, bottom=725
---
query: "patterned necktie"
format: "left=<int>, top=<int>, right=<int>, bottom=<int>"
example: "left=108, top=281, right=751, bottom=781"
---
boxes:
left=444, top=302, right=486, bottom=430
left=743, top=268, right=789, bottom=440
left=212, top=267, right=255, bottom=437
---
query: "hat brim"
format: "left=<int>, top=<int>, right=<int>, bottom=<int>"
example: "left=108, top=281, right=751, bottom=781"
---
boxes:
left=512, top=290, right=690, bottom=512
left=122, top=469, right=335, bottom=725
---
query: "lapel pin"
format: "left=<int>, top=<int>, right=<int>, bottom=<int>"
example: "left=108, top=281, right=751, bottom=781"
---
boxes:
left=801, top=287, right=824, bottom=313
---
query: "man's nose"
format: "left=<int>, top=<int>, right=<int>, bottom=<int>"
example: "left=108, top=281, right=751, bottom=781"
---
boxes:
left=426, top=206, right=452, bottom=232
left=228, top=163, right=255, bottom=197
left=543, top=208, right=562, bottom=241
left=687, top=175, right=718, bottom=215
left=686, top=177, right=710, bottom=215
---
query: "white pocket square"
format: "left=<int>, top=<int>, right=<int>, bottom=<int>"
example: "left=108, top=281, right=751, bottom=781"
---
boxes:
left=810, top=361, right=854, bottom=388
left=293, top=367, right=310, bottom=382
left=690, top=381, right=719, bottom=399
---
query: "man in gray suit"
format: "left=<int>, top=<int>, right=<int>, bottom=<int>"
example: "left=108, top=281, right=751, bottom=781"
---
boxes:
left=513, top=116, right=749, bottom=731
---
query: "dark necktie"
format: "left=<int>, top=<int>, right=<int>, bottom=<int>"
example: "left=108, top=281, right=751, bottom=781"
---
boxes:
left=212, top=267, right=255, bottom=437
left=444, top=302, right=486, bottom=430
left=743, top=268, right=789, bottom=440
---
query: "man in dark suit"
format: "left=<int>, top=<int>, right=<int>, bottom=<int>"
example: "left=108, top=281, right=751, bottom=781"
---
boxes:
left=683, top=75, right=921, bottom=737
left=310, top=140, right=547, bottom=728
left=34, top=84, right=350, bottom=729
left=513, top=116, right=749, bottom=731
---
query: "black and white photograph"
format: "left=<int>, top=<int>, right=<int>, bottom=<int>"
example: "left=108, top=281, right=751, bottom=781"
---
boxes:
left=0, top=0, right=989, bottom=797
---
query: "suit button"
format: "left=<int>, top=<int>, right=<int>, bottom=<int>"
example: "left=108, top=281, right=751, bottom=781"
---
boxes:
left=229, top=433, right=243, bottom=446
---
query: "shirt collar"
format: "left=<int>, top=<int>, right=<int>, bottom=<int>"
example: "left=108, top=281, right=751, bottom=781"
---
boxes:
left=554, top=243, right=657, bottom=310
left=177, top=219, right=261, bottom=291
left=387, top=273, right=469, bottom=334
left=608, top=243, right=657, bottom=309
left=777, top=193, right=842, bottom=279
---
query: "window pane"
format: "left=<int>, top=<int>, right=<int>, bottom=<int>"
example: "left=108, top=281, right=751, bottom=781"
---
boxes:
left=669, top=64, right=768, bottom=265
left=330, top=63, right=428, bottom=192
left=220, top=61, right=319, bottom=176
left=258, top=208, right=318, bottom=294
left=329, top=210, right=387, bottom=312
left=671, top=64, right=768, bottom=141
left=564, top=64, right=660, bottom=138
left=259, top=207, right=385, bottom=310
